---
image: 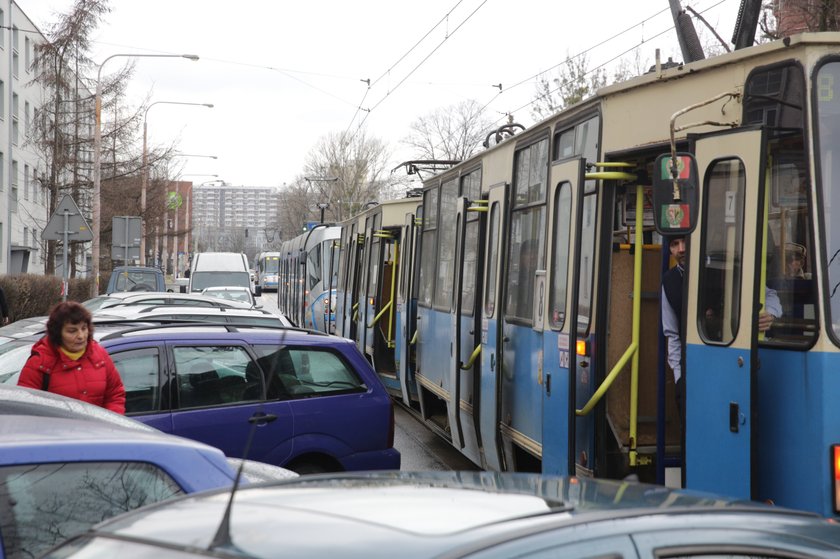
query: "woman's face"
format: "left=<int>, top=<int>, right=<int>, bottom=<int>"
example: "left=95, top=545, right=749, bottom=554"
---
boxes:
left=60, top=321, right=89, bottom=353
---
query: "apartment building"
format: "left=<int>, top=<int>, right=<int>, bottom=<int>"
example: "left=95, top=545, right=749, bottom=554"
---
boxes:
left=191, top=183, right=281, bottom=259
left=1, top=2, right=53, bottom=275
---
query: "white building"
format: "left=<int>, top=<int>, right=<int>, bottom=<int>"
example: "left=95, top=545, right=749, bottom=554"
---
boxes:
left=1, top=2, right=51, bottom=275
left=192, top=183, right=281, bottom=258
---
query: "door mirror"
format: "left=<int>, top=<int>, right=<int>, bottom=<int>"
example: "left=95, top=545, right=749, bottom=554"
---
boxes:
left=653, top=152, right=699, bottom=235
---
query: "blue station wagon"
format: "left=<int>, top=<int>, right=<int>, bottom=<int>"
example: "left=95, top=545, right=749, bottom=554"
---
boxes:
left=96, top=323, right=400, bottom=474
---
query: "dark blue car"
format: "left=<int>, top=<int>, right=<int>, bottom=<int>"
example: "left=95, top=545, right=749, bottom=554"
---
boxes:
left=96, top=323, right=400, bottom=474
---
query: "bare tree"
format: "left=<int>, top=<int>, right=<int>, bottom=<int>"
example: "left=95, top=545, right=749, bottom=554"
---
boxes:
left=402, top=99, right=494, bottom=162
left=301, top=128, right=394, bottom=224
left=762, top=0, right=840, bottom=39
left=530, top=53, right=608, bottom=122
left=31, top=0, right=112, bottom=275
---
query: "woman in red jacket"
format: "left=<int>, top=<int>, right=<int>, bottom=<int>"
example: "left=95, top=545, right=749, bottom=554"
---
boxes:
left=18, top=301, right=126, bottom=414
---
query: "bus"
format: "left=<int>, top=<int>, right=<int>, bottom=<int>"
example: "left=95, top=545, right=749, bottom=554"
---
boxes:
left=255, top=251, right=281, bottom=291
left=277, top=225, right=341, bottom=333
left=334, top=33, right=840, bottom=517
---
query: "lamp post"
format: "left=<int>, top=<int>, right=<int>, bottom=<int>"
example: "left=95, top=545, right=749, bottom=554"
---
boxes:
left=92, top=52, right=199, bottom=296
left=304, top=177, right=339, bottom=223
left=141, top=101, right=213, bottom=265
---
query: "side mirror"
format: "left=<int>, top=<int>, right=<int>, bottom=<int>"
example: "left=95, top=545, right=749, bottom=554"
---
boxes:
left=652, top=152, right=699, bottom=236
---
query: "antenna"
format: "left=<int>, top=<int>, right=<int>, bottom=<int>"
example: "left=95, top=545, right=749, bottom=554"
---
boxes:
left=209, top=410, right=277, bottom=550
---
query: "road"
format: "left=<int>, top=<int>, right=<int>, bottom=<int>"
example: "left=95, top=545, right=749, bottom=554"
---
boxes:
left=257, top=292, right=480, bottom=472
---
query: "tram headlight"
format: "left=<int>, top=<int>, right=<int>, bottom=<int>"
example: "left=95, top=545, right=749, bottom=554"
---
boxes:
left=834, top=445, right=840, bottom=513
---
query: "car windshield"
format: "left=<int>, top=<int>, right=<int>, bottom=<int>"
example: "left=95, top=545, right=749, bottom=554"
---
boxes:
left=191, top=271, right=250, bottom=291
left=113, top=271, right=159, bottom=292
left=206, top=289, right=250, bottom=303
left=82, top=296, right=122, bottom=311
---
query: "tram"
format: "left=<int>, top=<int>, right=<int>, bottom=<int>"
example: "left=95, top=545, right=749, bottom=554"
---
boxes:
left=334, top=196, right=423, bottom=402
left=277, top=224, right=341, bottom=332
left=335, top=33, right=840, bottom=517
left=255, top=251, right=281, bottom=291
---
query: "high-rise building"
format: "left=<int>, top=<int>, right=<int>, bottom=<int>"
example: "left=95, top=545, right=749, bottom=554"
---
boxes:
left=191, top=183, right=281, bottom=259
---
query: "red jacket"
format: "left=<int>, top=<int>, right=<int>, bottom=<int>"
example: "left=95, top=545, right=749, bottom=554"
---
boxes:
left=18, top=337, right=126, bottom=414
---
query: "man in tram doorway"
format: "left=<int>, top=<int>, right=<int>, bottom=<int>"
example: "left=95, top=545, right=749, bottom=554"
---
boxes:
left=660, top=235, right=783, bottom=435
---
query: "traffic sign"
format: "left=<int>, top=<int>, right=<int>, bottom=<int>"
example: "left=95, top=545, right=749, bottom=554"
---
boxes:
left=42, top=194, right=93, bottom=241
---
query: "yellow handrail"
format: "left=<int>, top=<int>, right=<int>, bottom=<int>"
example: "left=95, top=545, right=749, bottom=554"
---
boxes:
left=576, top=184, right=643, bottom=467
left=410, top=329, right=418, bottom=345
left=366, top=299, right=393, bottom=328
left=460, top=344, right=481, bottom=370
left=352, top=302, right=359, bottom=321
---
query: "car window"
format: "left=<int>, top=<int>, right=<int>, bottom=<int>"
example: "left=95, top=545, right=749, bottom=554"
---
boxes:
left=253, top=345, right=366, bottom=398
left=173, top=346, right=259, bottom=408
left=169, top=298, right=217, bottom=307
left=110, top=347, right=162, bottom=413
left=0, top=461, right=182, bottom=558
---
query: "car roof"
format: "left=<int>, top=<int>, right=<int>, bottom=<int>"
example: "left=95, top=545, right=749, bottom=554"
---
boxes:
left=70, top=472, right=840, bottom=558
left=84, top=291, right=254, bottom=309
left=96, top=322, right=334, bottom=344
left=0, top=414, right=232, bottom=461
left=0, top=384, right=158, bottom=431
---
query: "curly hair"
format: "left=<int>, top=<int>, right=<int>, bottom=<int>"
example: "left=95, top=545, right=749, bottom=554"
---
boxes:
left=46, top=301, right=94, bottom=347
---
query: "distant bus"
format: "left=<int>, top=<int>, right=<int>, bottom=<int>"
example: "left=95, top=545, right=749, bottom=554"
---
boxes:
left=255, top=251, right=281, bottom=292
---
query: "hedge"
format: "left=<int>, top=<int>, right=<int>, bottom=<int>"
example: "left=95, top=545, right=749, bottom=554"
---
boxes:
left=0, top=275, right=95, bottom=322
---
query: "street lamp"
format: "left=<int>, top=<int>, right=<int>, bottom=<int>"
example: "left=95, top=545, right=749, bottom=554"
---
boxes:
left=141, top=101, right=213, bottom=265
left=92, top=52, right=199, bottom=296
left=304, top=177, right=339, bottom=223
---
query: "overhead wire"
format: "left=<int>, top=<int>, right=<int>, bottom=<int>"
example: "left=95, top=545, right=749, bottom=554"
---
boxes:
left=346, top=0, right=489, bottom=143
left=481, top=0, right=733, bottom=127
left=344, top=0, right=469, bottom=137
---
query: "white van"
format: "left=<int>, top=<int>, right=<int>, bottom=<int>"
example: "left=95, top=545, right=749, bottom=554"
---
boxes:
left=188, top=252, right=260, bottom=295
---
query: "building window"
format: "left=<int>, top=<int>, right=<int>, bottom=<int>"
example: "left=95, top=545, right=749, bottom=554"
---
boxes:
left=24, top=101, right=28, bottom=135
left=0, top=9, right=5, bottom=46
left=0, top=152, right=5, bottom=191
left=23, top=164, right=28, bottom=200
left=11, top=186, right=18, bottom=213
left=0, top=80, right=5, bottom=119
left=12, top=94, right=18, bottom=145
left=24, top=36, right=30, bottom=70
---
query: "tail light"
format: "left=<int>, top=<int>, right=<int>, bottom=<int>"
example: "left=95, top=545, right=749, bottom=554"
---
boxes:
left=833, top=445, right=840, bottom=513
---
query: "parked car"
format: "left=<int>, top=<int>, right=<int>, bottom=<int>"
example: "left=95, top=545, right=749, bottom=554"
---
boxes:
left=0, top=323, right=399, bottom=475
left=200, top=285, right=261, bottom=308
left=41, top=471, right=840, bottom=559
left=0, top=413, right=242, bottom=559
left=0, top=384, right=298, bottom=482
left=92, top=304, right=291, bottom=327
left=106, top=266, right=166, bottom=294
left=82, top=291, right=255, bottom=312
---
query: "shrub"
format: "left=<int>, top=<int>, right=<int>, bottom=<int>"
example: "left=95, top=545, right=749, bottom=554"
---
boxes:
left=0, top=274, right=95, bottom=321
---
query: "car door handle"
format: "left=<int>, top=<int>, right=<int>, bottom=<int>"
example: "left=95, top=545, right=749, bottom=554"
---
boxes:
left=249, top=412, right=277, bottom=425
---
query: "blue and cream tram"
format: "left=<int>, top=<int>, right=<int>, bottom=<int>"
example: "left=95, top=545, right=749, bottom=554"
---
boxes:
left=255, top=251, right=281, bottom=292
left=277, top=225, right=341, bottom=333
left=337, top=33, right=840, bottom=517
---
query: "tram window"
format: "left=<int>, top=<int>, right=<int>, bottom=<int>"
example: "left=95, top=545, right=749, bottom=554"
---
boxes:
left=577, top=192, right=598, bottom=333
left=506, top=207, right=546, bottom=322
left=307, top=243, right=321, bottom=290
left=461, top=169, right=482, bottom=314
left=764, top=145, right=816, bottom=347
left=368, top=214, right=382, bottom=301
left=434, top=178, right=458, bottom=310
left=485, top=203, right=500, bottom=317
left=815, top=60, right=840, bottom=345
left=514, top=138, right=549, bottom=207
left=549, top=183, right=572, bottom=329
left=698, top=158, right=745, bottom=344
left=418, top=186, right=439, bottom=307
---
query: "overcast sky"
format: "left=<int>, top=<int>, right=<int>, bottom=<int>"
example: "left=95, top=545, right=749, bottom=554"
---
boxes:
left=17, top=0, right=741, bottom=188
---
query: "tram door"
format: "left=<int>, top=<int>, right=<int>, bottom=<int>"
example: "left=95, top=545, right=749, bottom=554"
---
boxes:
left=448, top=195, right=482, bottom=464
left=359, top=213, right=382, bottom=356
left=541, top=159, right=584, bottom=474
left=397, top=210, right=418, bottom=406
left=685, top=128, right=766, bottom=499
left=479, top=182, right=508, bottom=471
